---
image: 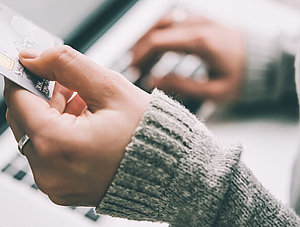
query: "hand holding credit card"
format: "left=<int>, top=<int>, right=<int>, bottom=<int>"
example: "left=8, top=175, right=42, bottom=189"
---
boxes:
left=0, top=3, right=63, bottom=100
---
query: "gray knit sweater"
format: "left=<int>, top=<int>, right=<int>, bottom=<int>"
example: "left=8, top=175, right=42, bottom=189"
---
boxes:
left=96, top=89, right=300, bottom=226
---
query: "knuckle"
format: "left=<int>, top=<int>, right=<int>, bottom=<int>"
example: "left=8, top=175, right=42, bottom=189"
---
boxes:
left=53, top=45, right=79, bottom=66
left=55, top=45, right=74, bottom=55
left=31, top=131, right=54, bottom=157
left=147, top=33, right=155, bottom=44
left=46, top=45, right=79, bottom=80
left=147, top=33, right=159, bottom=49
left=191, top=31, right=205, bottom=45
left=194, top=30, right=205, bottom=45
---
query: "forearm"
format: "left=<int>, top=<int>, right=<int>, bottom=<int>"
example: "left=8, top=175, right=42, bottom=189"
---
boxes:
left=216, top=161, right=300, bottom=226
left=97, top=89, right=300, bottom=226
left=241, top=33, right=296, bottom=104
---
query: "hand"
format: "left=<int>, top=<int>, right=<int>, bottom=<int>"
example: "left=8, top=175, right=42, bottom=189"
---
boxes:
left=131, top=11, right=246, bottom=102
left=4, top=46, right=150, bottom=206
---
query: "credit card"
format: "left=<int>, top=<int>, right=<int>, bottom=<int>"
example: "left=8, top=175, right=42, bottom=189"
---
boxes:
left=0, top=3, right=63, bottom=100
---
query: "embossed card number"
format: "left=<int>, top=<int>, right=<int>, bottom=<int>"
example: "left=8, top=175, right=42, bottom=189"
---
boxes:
left=0, top=3, right=63, bottom=100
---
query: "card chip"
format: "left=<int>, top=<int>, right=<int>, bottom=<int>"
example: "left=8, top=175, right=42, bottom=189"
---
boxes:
left=0, top=52, right=14, bottom=70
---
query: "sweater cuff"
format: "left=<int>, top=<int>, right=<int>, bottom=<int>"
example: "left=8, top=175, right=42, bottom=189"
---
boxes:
left=241, top=33, right=281, bottom=103
left=96, top=89, right=241, bottom=226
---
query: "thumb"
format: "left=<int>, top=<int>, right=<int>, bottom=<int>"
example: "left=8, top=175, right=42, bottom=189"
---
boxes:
left=19, top=45, right=118, bottom=110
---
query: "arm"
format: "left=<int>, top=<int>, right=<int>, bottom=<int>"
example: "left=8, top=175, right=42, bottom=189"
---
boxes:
left=241, top=33, right=297, bottom=105
left=4, top=46, right=299, bottom=226
left=130, top=12, right=299, bottom=107
left=98, top=89, right=300, bottom=226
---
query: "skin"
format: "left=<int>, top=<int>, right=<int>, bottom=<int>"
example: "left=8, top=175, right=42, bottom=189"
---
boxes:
left=131, top=12, right=246, bottom=103
left=4, top=45, right=150, bottom=206
left=3, top=14, right=246, bottom=208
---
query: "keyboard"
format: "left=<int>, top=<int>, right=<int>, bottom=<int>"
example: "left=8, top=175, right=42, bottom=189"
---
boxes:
left=0, top=50, right=208, bottom=225
left=113, top=50, right=207, bottom=84
left=113, top=50, right=208, bottom=113
left=1, top=153, right=100, bottom=223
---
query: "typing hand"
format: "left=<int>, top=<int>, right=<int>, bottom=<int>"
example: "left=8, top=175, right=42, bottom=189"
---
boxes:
left=131, top=11, right=246, bottom=102
left=4, top=46, right=150, bottom=206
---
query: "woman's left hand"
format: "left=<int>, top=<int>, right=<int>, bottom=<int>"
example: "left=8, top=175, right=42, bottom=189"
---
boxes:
left=4, top=46, right=150, bottom=206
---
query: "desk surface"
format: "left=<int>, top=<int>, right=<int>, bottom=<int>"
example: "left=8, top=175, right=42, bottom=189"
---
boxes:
left=1, top=0, right=299, bottom=225
left=206, top=105, right=299, bottom=205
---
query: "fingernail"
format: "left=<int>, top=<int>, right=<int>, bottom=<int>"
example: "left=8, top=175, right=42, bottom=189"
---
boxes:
left=19, top=49, right=42, bottom=59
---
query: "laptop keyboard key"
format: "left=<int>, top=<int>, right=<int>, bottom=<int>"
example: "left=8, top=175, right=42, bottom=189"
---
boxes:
left=85, top=208, right=100, bottom=222
left=13, top=170, right=26, bottom=181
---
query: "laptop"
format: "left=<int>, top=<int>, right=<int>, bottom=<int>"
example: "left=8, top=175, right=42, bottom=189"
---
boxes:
left=0, top=0, right=177, bottom=226
left=0, top=0, right=216, bottom=225
left=2, top=0, right=300, bottom=226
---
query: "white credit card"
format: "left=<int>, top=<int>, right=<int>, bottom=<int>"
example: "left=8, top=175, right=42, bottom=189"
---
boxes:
left=0, top=3, right=63, bottom=100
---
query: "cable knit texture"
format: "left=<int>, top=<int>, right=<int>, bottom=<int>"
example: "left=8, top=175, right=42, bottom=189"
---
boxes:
left=242, top=33, right=296, bottom=104
left=96, top=89, right=300, bottom=226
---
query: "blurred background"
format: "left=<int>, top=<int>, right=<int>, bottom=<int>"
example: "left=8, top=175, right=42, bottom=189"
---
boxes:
left=0, top=0, right=300, bottom=226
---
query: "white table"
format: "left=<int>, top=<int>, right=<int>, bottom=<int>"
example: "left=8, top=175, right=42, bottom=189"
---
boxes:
left=206, top=106, right=299, bottom=205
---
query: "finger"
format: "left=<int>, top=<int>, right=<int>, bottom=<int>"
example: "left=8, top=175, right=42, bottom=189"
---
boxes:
left=189, top=80, right=236, bottom=101
left=19, top=45, right=117, bottom=109
left=6, top=109, right=34, bottom=156
left=131, top=26, right=202, bottom=66
left=154, top=11, right=210, bottom=29
left=6, top=108, right=24, bottom=141
left=165, top=10, right=209, bottom=27
left=64, top=94, right=87, bottom=116
left=140, top=76, right=156, bottom=90
left=4, top=77, right=59, bottom=137
left=156, top=75, right=235, bottom=102
left=147, top=27, right=200, bottom=52
left=3, top=78, right=15, bottom=109
left=131, top=16, right=215, bottom=67
left=130, top=18, right=190, bottom=67
left=152, top=14, right=174, bottom=29
left=49, top=83, right=74, bottom=113
left=131, top=12, right=185, bottom=66
left=49, top=193, right=100, bottom=207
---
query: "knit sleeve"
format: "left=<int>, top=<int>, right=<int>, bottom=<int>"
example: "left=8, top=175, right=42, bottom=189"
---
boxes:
left=290, top=52, right=300, bottom=215
left=240, top=33, right=296, bottom=104
left=96, top=89, right=300, bottom=226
